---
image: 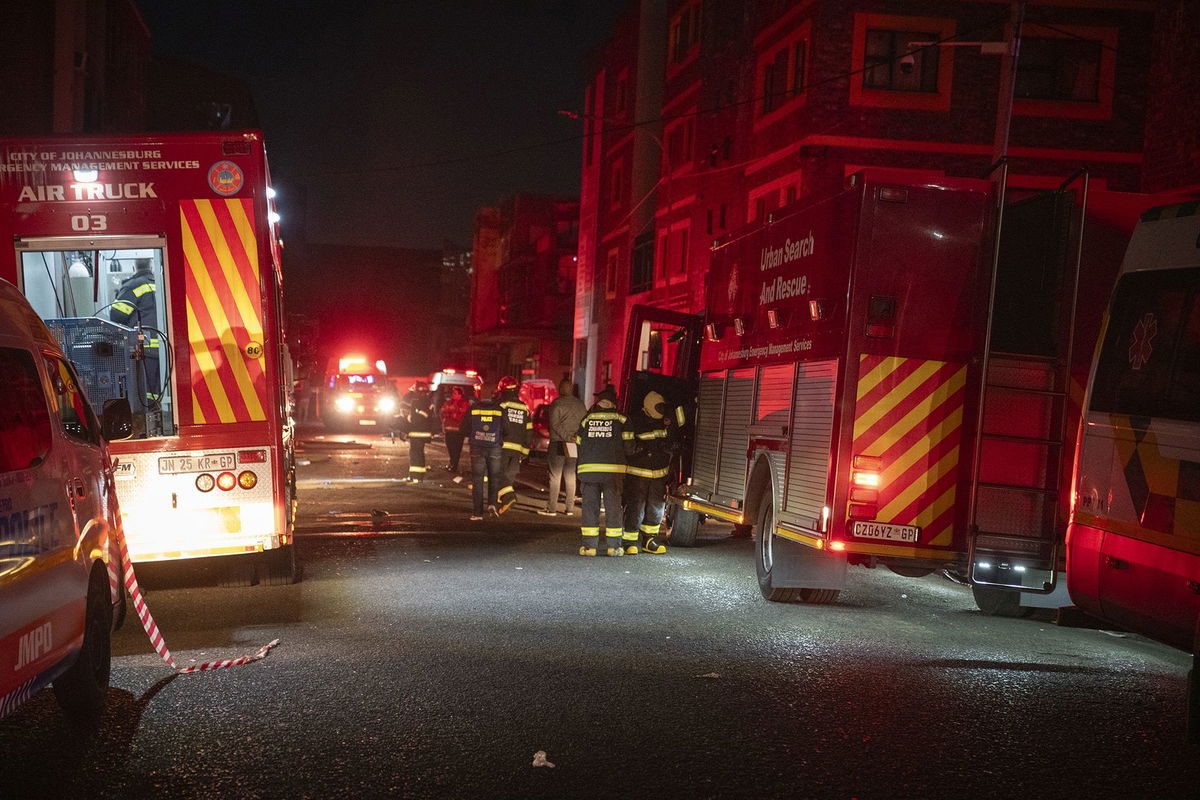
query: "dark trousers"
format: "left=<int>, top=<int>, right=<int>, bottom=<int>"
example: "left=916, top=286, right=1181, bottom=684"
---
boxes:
left=408, top=434, right=429, bottom=480
left=580, top=475, right=623, bottom=549
left=623, top=474, right=667, bottom=543
left=500, top=450, right=523, bottom=492
left=471, top=447, right=505, bottom=515
left=444, top=431, right=466, bottom=472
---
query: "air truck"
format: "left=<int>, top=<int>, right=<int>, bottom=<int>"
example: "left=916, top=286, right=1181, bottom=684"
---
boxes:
left=0, top=131, right=297, bottom=585
left=624, top=169, right=1158, bottom=612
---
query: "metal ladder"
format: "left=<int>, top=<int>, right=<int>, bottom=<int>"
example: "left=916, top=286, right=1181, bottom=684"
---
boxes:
left=968, top=170, right=1089, bottom=592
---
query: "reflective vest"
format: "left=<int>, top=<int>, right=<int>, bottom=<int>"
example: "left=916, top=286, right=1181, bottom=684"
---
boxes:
left=499, top=399, right=532, bottom=455
left=404, top=391, right=435, bottom=436
left=465, top=400, right=504, bottom=450
left=575, top=408, right=634, bottom=480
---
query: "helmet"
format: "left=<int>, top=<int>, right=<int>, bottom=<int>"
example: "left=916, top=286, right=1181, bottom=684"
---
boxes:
left=496, top=376, right=518, bottom=393
left=643, top=390, right=666, bottom=420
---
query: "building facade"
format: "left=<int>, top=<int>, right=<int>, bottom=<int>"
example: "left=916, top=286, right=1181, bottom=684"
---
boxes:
left=468, top=193, right=580, bottom=387
left=575, top=0, right=1169, bottom=400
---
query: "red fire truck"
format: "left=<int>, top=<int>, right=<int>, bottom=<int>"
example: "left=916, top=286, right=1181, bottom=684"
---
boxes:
left=624, top=170, right=1155, bottom=610
left=0, top=131, right=296, bottom=584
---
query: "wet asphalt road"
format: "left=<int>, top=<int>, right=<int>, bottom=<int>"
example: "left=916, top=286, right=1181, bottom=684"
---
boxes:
left=1, top=429, right=1198, bottom=799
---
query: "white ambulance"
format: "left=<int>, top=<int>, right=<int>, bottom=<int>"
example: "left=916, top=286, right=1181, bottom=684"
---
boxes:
left=0, top=278, right=130, bottom=722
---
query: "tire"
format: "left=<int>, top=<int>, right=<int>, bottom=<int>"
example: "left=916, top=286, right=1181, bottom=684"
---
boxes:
left=670, top=507, right=703, bottom=548
left=218, top=556, right=258, bottom=588
left=798, top=587, right=841, bottom=605
left=53, top=567, right=112, bottom=722
left=888, top=564, right=935, bottom=579
left=261, top=544, right=298, bottom=585
left=972, top=585, right=1035, bottom=618
left=754, top=497, right=799, bottom=602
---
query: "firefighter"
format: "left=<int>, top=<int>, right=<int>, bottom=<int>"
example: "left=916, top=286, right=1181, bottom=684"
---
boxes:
left=459, top=387, right=516, bottom=519
left=402, top=381, right=435, bottom=483
left=496, top=376, right=532, bottom=499
left=108, top=258, right=160, bottom=405
left=622, top=390, right=678, bottom=555
left=575, top=384, right=634, bottom=556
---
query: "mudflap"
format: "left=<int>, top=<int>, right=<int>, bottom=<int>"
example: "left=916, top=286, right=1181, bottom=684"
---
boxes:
left=772, top=536, right=847, bottom=590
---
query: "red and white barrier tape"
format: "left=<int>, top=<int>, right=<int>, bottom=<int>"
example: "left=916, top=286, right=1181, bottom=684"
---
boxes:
left=113, top=530, right=279, bottom=673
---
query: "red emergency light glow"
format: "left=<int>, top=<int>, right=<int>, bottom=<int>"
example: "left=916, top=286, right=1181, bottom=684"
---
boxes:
left=217, top=472, right=237, bottom=491
left=829, top=541, right=847, bottom=552
left=443, top=368, right=457, bottom=374
left=339, top=355, right=369, bottom=373
left=465, top=370, right=478, bottom=377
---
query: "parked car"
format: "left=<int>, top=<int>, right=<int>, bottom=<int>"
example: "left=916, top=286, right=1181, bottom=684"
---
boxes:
left=0, top=278, right=130, bottom=722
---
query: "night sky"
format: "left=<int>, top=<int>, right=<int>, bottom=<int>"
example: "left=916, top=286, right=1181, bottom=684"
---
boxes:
left=134, top=1, right=629, bottom=250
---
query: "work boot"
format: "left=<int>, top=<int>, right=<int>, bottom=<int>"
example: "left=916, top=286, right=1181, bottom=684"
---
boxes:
left=578, top=546, right=597, bottom=557
left=606, top=546, right=624, bottom=557
left=623, top=537, right=640, bottom=555
left=642, top=537, right=667, bottom=555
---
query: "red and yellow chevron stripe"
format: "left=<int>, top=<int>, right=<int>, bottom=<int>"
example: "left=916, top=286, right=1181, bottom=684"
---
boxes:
left=851, top=355, right=967, bottom=548
left=181, top=198, right=267, bottom=424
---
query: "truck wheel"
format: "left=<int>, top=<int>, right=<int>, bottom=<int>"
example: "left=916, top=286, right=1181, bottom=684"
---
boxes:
left=754, top=498, right=799, bottom=602
left=218, top=556, right=258, bottom=588
left=261, top=545, right=298, bottom=585
left=670, top=507, right=703, bottom=548
left=53, top=567, right=112, bottom=722
left=972, top=585, right=1035, bottom=618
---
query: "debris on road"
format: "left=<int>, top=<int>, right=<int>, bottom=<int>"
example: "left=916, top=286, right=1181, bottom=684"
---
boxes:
left=694, top=672, right=720, bottom=679
left=531, top=751, right=555, bottom=768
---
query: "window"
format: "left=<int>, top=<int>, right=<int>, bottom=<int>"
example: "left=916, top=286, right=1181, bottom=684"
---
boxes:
left=20, top=244, right=175, bottom=436
left=1016, top=37, right=1101, bottom=102
left=0, top=347, right=53, bottom=472
left=864, top=29, right=939, bottom=92
left=604, top=249, right=619, bottom=298
left=748, top=170, right=801, bottom=223
left=610, top=160, right=624, bottom=207
left=850, top=14, right=954, bottom=112
left=1012, top=25, right=1117, bottom=120
left=1090, top=268, right=1200, bottom=423
left=665, top=116, right=695, bottom=173
left=44, top=354, right=99, bottom=444
left=669, top=2, right=702, bottom=65
left=754, top=21, right=811, bottom=125
left=630, top=233, right=655, bottom=294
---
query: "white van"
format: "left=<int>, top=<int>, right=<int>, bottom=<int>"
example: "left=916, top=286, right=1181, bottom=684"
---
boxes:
left=0, top=278, right=130, bottom=722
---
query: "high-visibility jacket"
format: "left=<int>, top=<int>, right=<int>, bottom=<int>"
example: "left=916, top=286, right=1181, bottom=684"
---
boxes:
left=500, top=399, right=532, bottom=455
left=403, top=390, right=435, bottom=437
left=625, top=408, right=676, bottom=479
left=575, top=406, right=634, bottom=481
left=461, top=399, right=504, bottom=450
left=108, top=271, right=160, bottom=350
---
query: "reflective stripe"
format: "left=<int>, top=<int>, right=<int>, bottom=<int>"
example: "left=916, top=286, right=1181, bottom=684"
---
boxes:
left=500, top=401, right=529, bottom=411
left=622, top=531, right=639, bottom=541
left=581, top=527, right=600, bottom=535
left=409, top=432, right=433, bottom=438
left=132, top=283, right=156, bottom=297
left=502, top=441, right=530, bottom=454
left=144, top=339, right=161, bottom=348
left=621, top=431, right=635, bottom=440
left=578, top=463, right=626, bottom=474
left=675, top=406, right=686, bottom=425
left=586, top=412, right=627, bottom=422
left=636, top=429, right=667, bottom=440
left=525, top=422, right=532, bottom=429
left=640, top=524, right=661, bottom=534
left=605, top=528, right=623, bottom=535
left=472, top=409, right=502, bottom=417
left=409, top=466, right=427, bottom=473
left=497, top=486, right=515, bottom=498
left=626, top=466, right=669, bottom=478
left=112, top=301, right=135, bottom=314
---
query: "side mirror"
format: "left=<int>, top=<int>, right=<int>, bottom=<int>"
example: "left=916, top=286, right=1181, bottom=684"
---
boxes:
left=101, top=398, right=134, bottom=441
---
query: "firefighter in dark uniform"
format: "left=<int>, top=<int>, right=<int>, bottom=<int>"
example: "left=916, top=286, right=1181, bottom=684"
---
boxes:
left=621, top=390, right=680, bottom=555
left=459, top=388, right=517, bottom=519
left=496, top=376, right=532, bottom=497
left=402, top=381, right=435, bottom=482
left=108, top=258, right=160, bottom=405
left=575, top=384, right=634, bottom=557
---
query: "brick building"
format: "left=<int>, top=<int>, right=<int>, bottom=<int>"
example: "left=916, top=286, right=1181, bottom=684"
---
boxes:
left=468, top=193, right=580, bottom=386
left=574, top=0, right=1174, bottom=400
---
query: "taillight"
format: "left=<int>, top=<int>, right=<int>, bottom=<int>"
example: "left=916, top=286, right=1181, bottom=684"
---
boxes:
left=849, top=455, right=881, bottom=520
left=217, top=471, right=237, bottom=491
left=238, top=470, right=258, bottom=490
left=195, top=473, right=215, bottom=492
left=851, top=455, right=882, bottom=490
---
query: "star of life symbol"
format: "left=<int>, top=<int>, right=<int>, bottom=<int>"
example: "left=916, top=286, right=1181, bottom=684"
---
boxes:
left=1128, top=312, right=1157, bottom=370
